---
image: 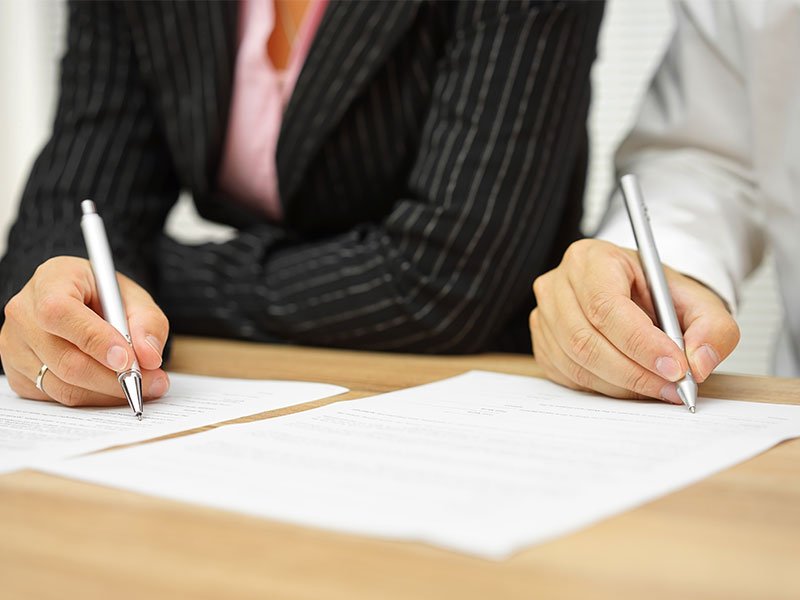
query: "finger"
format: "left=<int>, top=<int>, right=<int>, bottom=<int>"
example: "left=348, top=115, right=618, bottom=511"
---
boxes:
left=535, top=305, right=613, bottom=396
left=33, top=291, right=136, bottom=373
left=120, top=275, right=169, bottom=371
left=566, top=252, right=689, bottom=382
left=7, top=344, right=124, bottom=407
left=33, top=365, right=129, bottom=407
left=533, top=271, right=655, bottom=398
left=30, top=258, right=136, bottom=371
left=31, top=258, right=166, bottom=371
left=21, top=327, right=122, bottom=396
left=33, top=365, right=168, bottom=407
left=19, top=328, right=170, bottom=400
left=1, top=299, right=124, bottom=398
left=536, top=351, right=585, bottom=392
left=672, top=280, right=740, bottom=382
left=530, top=309, right=589, bottom=392
left=11, top=328, right=171, bottom=404
left=10, top=284, right=171, bottom=402
left=549, top=272, right=679, bottom=399
left=531, top=314, right=591, bottom=391
left=4, top=364, right=50, bottom=402
left=0, top=326, right=59, bottom=398
left=536, top=308, right=675, bottom=402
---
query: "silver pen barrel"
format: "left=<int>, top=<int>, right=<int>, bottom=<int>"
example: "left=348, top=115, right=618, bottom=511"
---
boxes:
left=80, top=200, right=144, bottom=419
left=620, top=175, right=697, bottom=413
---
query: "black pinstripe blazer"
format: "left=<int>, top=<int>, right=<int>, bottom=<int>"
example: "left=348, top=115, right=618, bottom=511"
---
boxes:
left=0, top=0, right=603, bottom=357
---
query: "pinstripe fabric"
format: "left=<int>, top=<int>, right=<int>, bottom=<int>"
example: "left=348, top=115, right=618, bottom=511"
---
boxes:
left=0, top=0, right=604, bottom=358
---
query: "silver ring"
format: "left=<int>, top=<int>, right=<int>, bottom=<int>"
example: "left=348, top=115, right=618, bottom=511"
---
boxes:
left=35, top=364, right=49, bottom=392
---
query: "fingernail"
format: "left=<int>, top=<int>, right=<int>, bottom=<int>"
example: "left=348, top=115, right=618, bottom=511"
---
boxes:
left=107, top=345, right=129, bottom=371
left=655, top=356, right=682, bottom=381
left=660, top=383, right=682, bottom=405
left=693, top=344, right=721, bottom=380
left=145, top=335, right=163, bottom=358
left=148, top=376, right=169, bottom=398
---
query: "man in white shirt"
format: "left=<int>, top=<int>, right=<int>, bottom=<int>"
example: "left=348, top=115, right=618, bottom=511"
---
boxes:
left=530, top=0, right=800, bottom=404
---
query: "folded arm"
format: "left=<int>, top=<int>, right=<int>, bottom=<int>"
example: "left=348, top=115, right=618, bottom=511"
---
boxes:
left=157, top=2, right=604, bottom=353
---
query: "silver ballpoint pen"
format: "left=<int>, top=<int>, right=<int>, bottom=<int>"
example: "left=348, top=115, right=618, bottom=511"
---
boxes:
left=620, top=174, right=698, bottom=413
left=80, top=200, right=144, bottom=420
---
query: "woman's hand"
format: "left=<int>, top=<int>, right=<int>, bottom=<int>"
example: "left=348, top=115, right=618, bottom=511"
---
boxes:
left=0, top=256, right=170, bottom=406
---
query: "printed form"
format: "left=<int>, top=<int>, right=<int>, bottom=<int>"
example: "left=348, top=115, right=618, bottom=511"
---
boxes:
left=42, top=371, right=800, bottom=559
left=0, top=373, right=346, bottom=474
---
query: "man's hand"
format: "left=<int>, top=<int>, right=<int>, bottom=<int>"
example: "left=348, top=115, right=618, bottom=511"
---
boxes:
left=530, top=240, right=740, bottom=403
left=0, top=256, right=170, bottom=406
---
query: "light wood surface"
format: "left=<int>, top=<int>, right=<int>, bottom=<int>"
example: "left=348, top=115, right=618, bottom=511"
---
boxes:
left=1, top=336, right=799, bottom=599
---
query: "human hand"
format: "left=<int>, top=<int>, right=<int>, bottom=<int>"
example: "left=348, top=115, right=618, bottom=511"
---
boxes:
left=529, top=240, right=740, bottom=403
left=0, top=256, right=170, bottom=406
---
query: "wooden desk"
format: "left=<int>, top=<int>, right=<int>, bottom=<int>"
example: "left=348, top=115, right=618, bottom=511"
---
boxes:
left=2, top=336, right=799, bottom=599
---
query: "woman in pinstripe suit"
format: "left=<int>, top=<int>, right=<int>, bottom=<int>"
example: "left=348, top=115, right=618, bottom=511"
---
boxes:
left=0, top=1, right=603, bottom=407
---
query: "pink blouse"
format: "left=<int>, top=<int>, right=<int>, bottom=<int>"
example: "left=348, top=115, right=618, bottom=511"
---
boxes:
left=217, top=0, right=328, bottom=222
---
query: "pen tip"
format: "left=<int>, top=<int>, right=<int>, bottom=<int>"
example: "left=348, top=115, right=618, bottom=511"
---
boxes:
left=677, top=375, right=698, bottom=414
left=689, top=406, right=695, bottom=414
left=137, top=413, right=143, bottom=421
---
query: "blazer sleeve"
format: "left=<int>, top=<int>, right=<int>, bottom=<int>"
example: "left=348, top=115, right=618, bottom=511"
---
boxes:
left=596, top=2, right=767, bottom=313
left=155, top=1, right=604, bottom=353
left=0, top=2, right=180, bottom=323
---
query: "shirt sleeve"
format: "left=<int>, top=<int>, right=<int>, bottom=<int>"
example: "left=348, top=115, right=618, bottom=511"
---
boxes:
left=596, top=1, right=767, bottom=314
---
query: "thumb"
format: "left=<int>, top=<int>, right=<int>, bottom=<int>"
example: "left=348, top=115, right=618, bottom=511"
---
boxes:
left=670, top=273, right=740, bottom=383
left=119, top=274, right=170, bottom=371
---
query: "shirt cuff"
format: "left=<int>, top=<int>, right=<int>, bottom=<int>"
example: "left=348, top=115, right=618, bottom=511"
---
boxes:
left=597, top=193, right=739, bottom=316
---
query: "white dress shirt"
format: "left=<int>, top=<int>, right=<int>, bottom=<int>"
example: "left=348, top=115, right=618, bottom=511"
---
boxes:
left=598, top=0, right=800, bottom=377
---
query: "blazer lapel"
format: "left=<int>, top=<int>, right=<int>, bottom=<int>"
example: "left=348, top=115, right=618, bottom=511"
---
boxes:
left=126, top=1, right=238, bottom=199
left=277, top=0, right=420, bottom=204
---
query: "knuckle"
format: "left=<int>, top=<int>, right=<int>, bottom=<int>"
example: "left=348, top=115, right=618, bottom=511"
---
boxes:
left=4, top=293, right=23, bottom=323
left=58, top=384, right=82, bottom=408
left=53, top=347, right=88, bottom=384
left=537, top=352, right=586, bottom=391
left=7, top=373, right=26, bottom=396
left=724, top=319, right=741, bottom=347
left=623, top=368, right=652, bottom=395
left=622, top=328, right=649, bottom=359
left=567, top=327, right=600, bottom=366
left=76, top=326, right=110, bottom=359
left=36, top=294, right=67, bottom=329
left=563, top=239, right=593, bottom=265
left=145, top=309, right=170, bottom=338
left=32, top=261, right=50, bottom=279
left=563, top=240, right=582, bottom=263
left=32, top=259, right=67, bottom=288
left=567, top=359, right=592, bottom=389
left=43, top=255, right=79, bottom=271
left=585, top=291, right=617, bottom=330
left=0, top=331, right=8, bottom=357
left=528, top=308, right=538, bottom=331
left=530, top=326, right=545, bottom=362
left=544, top=366, right=569, bottom=389
left=532, top=273, right=550, bottom=301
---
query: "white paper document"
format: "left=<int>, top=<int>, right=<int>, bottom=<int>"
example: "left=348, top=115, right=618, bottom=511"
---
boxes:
left=0, top=373, right=346, bottom=474
left=42, top=371, right=800, bottom=559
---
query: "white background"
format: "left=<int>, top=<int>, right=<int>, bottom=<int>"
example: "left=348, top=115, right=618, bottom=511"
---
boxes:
left=0, top=0, right=782, bottom=375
